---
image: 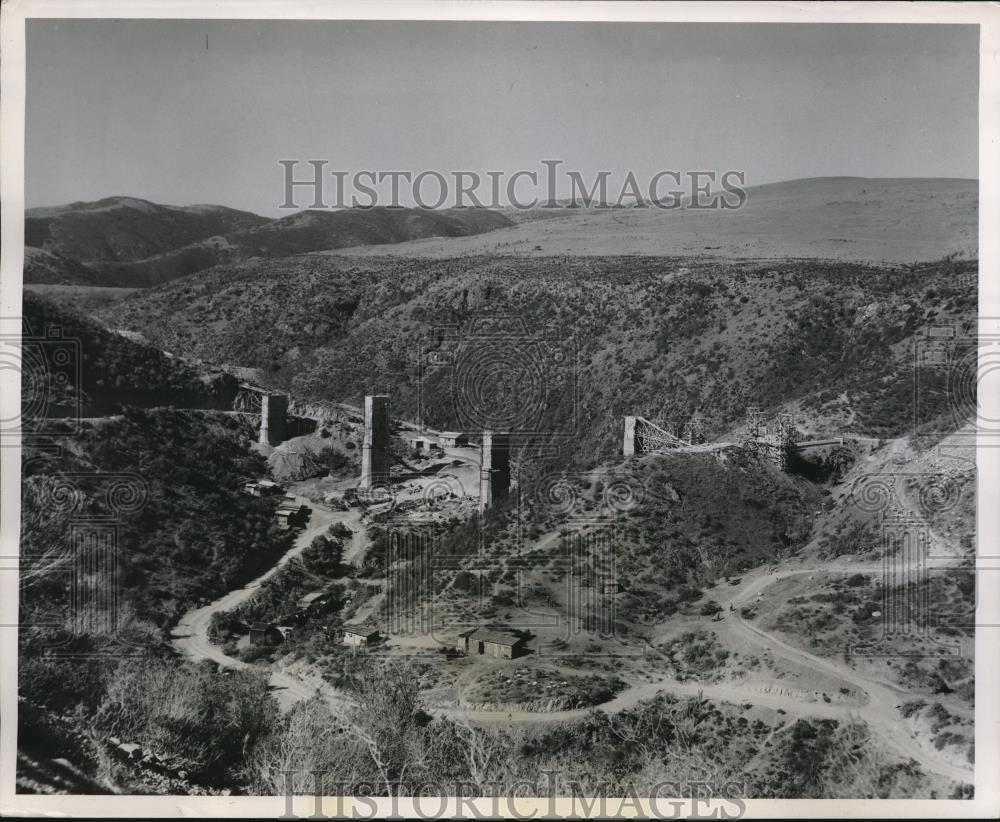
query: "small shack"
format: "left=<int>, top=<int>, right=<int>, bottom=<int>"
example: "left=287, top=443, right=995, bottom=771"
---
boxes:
left=243, top=479, right=283, bottom=497
left=407, top=434, right=432, bottom=452
left=250, top=622, right=293, bottom=647
left=438, top=432, right=469, bottom=448
left=342, top=624, right=380, bottom=647
left=298, top=591, right=326, bottom=609
left=275, top=497, right=310, bottom=529
left=462, top=628, right=527, bottom=660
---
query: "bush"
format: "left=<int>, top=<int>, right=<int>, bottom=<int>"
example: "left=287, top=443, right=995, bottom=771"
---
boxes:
left=100, top=658, right=278, bottom=780
left=301, top=534, right=345, bottom=578
left=317, top=446, right=351, bottom=475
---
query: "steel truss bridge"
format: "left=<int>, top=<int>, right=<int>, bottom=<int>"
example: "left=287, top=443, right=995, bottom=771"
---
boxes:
left=631, top=416, right=692, bottom=453
left=624, top=409, right=853, bottom=463
left=623, top=415, right=714, bottom=456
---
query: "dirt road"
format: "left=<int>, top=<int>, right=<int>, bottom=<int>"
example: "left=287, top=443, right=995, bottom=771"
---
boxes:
left=727, top=607, right=972, bottom=783
left=433, top=676, right=852, bottom=726
left=170, top=493, right=360, bottom=712
left=715, top=558, right=973, bottom=784
left=437, top=552, right=972, bottom=784
left=168, top=447, right=973, bottom=785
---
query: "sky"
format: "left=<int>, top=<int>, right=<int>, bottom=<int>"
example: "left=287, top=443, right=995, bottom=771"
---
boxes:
left=25, top=19, right=979, bottom=216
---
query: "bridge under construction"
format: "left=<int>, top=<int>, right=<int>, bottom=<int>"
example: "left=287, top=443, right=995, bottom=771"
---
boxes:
left=624, top=408, right=855, bottom=470
left=623, top=414, right=714, bottom=456
left=233, top=383, right=288, bottom=445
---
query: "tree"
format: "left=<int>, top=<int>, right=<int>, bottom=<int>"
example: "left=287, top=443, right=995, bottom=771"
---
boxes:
left=301, top=535, right=345, bottom=578
left=245, top=697, right=364, bottom=795
left=344, top=660, right=424, bottom=794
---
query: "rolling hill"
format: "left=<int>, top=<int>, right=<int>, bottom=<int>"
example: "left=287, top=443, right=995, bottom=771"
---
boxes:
left=25, top=197, right=269, bottom=263
left=24, top=178, right=976, bottom=288
left=24, top=198, right=514, bottom=287
left=23, top=246, right=107, bottom=287
left=332, top=177, right=978, bottom=263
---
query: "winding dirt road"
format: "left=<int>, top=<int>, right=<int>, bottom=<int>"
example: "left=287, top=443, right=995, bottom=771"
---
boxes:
left=169, top=494, right=362, bottom=712
left=724, top=570, right=973, bottom=784
left=168, top=468, right=973, bottom=785
left=437, top=554, right=973, bottom=784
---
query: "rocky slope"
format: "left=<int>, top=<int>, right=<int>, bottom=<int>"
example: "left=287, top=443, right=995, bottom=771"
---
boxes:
left=101, top=254, right=977, bottom=463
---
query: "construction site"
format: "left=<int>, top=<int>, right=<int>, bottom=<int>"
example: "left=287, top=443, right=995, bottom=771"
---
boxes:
left=624, top=407, right=858, bottom=470
left=166, top=371, right=974, bottom=793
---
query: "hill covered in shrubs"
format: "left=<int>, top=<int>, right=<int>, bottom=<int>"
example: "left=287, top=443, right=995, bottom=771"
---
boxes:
left=22, top=291, right=239, bottom=418
left=25, top=197, right=513, bottom=286
left=104, top=254, right=977, bottom=460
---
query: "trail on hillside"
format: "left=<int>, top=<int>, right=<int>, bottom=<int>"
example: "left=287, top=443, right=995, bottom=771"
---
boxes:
left=168, top=438, right=973, bottom=786
left=170, top=494, right=362, bottom=713
left=432, top=440, right=974, bottom=784
left=169, top=439, right=480, bottom=713
left=438, top=551, right=971, bottom=783
left=725, top=572, right=972, bottom=783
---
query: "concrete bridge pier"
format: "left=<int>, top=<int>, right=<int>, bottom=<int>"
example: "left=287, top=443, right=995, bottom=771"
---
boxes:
left=360, top=394, right=390, bottom=489
left=259, top=393, right=288, bottom=445
left=479, top=431, right=511, bottom=513
left=623, top=416, right=638, bottom=457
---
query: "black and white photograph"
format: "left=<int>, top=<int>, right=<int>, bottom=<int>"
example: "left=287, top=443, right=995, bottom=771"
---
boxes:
left=1, top=1, right=997, bottom=818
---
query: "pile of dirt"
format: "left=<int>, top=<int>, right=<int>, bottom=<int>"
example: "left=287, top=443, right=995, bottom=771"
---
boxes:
left=267, top=435, right=331, bottom=482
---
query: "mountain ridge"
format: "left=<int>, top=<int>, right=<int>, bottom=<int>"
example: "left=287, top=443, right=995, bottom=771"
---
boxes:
left=24, top=177, right=977, bottom=287
left=24, top=199, right=514, bottom=287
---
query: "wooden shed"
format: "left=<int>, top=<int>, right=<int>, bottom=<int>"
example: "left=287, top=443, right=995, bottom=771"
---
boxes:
left=342, top=624, right=380, bottom=647
left=438, top=432, right=469, bottom=448
left=462, top=628, right=527, bottom=660
left=250, top=622, right=291, bottom=646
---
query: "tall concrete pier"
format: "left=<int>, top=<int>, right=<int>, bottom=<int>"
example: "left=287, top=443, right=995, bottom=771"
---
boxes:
left=479, top=431, right=511, bottom=513
left=259, top=393, right=288, bottom=445
left=622, top=416, right=638, bottom=457
left=359, top=394, right=390, bottom=489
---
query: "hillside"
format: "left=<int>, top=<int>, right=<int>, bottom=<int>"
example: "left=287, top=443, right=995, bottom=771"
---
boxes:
left=23, top=178, right=976, bottom=288
left=330, top=178, right=977, bottom=263
left=22, top=292, right=239, bottom=417
left=21, top=266, right=977, bottom=799
left=18, top=296, right=295, bottom=794
left=22, top=247, right=107, bottom=287
left=19, top=406, right=292, bottom=793
left=24, top=198, right=513, bottom=287
left=411, top=449, right=823, bottom=625
left=103, top=254, right=977, bottom=460
left=25, top=197, right=269, bottom=263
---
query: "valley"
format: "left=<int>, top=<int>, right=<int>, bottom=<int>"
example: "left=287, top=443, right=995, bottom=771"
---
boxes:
left=15, top=179, right=978, bottom=800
